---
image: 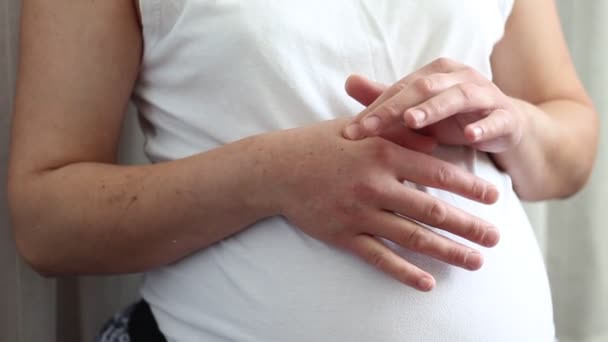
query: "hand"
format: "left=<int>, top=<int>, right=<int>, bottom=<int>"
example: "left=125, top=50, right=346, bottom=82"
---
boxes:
left=344, top=74, right=439, bottom=155
left=266, top=119, right=500, bottom=291
left=343, top=58, right=527, bottom=153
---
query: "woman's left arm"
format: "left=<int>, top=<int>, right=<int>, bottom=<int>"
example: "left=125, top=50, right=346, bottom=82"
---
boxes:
left=343, top=0, right=598, bottom=201
left=489, top=0, right=598, bottom=200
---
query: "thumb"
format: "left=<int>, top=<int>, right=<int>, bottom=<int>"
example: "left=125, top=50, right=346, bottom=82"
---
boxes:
left=345, top=74, right=387, bottom=107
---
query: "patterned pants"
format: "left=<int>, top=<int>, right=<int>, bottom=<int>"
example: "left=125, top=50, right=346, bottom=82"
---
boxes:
left=97, top=303, right=136, bottom=342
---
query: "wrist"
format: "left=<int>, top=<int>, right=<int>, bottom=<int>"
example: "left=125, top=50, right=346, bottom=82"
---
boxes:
left=236, top=131, right=289, bottom=218
left=491, top=98, right=551, bottom=199
left=240, top=119, right=351, bottom=219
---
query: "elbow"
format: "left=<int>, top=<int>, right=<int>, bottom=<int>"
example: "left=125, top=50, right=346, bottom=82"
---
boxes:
left=10, top=201, right=69, bottom=277
left=539, top=157, right=596, bottom=200
left=555, top=122, right=599, bottom=199
left=11, top=215, right=76, bottom=278
left=555, top=161, right=596, bottom=200
left=8, top=171, right=93, bottom=277
left=14, top=229, right=61, bottom=278
left=515, top=160, right=595, bottom=201
left=521, top=121, right=598, bottom=201
left=9, top=190, right=62, bottom=278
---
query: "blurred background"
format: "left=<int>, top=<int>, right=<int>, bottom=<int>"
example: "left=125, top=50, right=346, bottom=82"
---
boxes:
left=1, top=1, right=606, bottom=341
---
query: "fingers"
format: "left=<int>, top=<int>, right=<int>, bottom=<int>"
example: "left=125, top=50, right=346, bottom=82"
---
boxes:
left=345, top=74, right=386, bottom=107
left=342, top=60, right=459, bottom=140
left=374, top=211, right=485, bottom=271
left=344, top=69, right=470, bottom=140
left=464, top=109, right=522, bottom=148
left=345, top=75, right=438, bottom=154
left=392, top=148, right=499, bottom=204
left=347, top=76, right=445, bottom=139
left=381, top=182, right=500, bottom=247
left=355, top=78, right=435, bottom=136
left=346, top=234, right=436, bottom=291
left=343, top=76, right=411, bottom=140
left=404, top=83, right=495, bottom=129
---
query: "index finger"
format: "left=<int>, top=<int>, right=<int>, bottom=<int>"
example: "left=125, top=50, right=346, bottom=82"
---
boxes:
left=343, top=77, right=415, bottom=140
left=343, top=73, right=433, bottom=140
left=343, top=58, right=467, bottom=140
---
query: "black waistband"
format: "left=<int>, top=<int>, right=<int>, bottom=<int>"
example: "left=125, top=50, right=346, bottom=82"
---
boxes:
left=128, top=300, right=167, bottom=342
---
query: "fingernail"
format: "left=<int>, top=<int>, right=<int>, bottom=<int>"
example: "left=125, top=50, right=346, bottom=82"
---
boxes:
left=483, top=227, right=500, bottom=247
left=344, top=123, right=362, bottom=140
left=465, top=250, right=483, bottom=270
left=407, top=109, right=426, bottom=128
left=362, top=115, right=381, bottom=133
left=472, top=126, right=483, bottom=141
left=417, top=276, right=435, bottom=291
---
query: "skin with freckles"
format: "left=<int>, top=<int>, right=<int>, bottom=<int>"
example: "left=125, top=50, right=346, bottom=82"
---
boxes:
left=270, top=119, right=500, bottom=290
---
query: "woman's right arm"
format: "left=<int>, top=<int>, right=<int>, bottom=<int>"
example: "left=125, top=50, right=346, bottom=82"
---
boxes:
left=8, top=0, right=280, bottom=276
left=9, top=0, right=499, bottom=290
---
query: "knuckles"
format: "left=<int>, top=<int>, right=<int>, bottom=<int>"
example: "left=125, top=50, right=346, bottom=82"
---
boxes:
left=426, top=199, right=448, bottom=226
left=406, top=226, right=433, bottom=252
left=456, top=82, right=480, bottom=103
left=461, top=66, right=482, bottom=82
left=469, top=179, right=486, bottom=202
left=367, top=138, right=396, bottom=166
left=446, top=246, right=468, bottom=267
left=429, top=57, right=461, bottom=73
left=431, top=164, right=456, bottom=188
left=351, top=178, right=383, bottom=205
left=366, top=247, right=390, bottom=269
left=392, top=80, right=409, bottom=92
left=382, top=102, right=405, bottom=119
left=468, top=219, right=487, bottom=245
left=413, top=78, right=435, bottom=98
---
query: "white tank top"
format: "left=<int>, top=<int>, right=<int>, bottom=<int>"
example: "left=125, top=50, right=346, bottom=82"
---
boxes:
left=133, top=1, right=555, bottom=341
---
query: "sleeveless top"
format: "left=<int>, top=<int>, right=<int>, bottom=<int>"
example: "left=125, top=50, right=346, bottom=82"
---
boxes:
left=133, top=1, right=555, bottom=341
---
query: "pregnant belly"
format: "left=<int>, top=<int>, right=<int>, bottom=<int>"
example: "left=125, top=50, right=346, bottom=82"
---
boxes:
left=142, top=152, right=555, bottom=342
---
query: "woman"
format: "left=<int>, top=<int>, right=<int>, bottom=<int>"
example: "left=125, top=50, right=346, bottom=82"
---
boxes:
left=9, top=0, right=598, bottom=341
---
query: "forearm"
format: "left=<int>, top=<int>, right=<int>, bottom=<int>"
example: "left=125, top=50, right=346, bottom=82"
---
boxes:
left=9, top=134, right=279, bottom=276
left=492, top=98, right=598, bottom=201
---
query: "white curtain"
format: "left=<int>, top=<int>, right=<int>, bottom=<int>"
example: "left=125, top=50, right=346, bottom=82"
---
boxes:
left=524, top=2, right=608, bottom=342
left=0, top=1, right=606, bottom=341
